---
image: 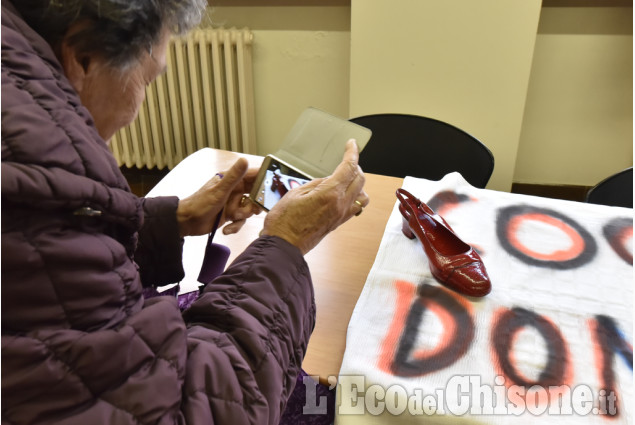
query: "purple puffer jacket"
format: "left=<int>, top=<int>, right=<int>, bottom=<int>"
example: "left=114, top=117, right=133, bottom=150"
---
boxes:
left=1, top=2, right=315, bottom=424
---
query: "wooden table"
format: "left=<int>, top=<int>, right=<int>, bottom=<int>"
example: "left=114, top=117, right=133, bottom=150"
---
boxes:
left=147, top=148, right=403, bottom=385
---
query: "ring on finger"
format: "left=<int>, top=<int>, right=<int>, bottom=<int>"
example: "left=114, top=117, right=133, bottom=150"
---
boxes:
left=240, top=194, right=249, bottom=207
left=354, top=200, right=364, bottom=216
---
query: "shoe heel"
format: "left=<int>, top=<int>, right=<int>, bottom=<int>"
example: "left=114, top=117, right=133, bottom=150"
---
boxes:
left=401, top=216, right=416, bottom=239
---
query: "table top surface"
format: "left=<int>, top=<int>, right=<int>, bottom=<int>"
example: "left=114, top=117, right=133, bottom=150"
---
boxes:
left=147, top=148, right=403, bottom=383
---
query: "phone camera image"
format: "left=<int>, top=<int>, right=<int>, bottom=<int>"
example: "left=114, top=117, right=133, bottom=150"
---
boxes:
left=257, top=160, right=311, bottom=210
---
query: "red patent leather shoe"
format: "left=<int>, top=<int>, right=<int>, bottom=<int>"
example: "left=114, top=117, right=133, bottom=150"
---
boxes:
left=396, top=188, right=491, bottom=297
left=271, top=173, right=289, bottom=197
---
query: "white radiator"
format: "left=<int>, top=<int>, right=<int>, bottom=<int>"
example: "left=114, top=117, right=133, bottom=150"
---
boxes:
left=110, top=27, right=256, bottom=169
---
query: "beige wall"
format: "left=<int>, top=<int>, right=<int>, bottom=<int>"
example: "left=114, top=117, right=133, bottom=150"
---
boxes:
left=514, top=7, right=633, bottom=186
left=205, top=2, right=632, bottom=191
left=349, top=0, right=542, bottom=191
left=205, top=6, right=352, bottom=155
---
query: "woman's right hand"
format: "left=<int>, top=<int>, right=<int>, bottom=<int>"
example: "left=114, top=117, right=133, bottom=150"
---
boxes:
left=261, top=139, right=370, bottom=255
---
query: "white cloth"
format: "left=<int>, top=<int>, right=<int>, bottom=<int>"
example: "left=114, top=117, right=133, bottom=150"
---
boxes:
left=336, top=173, right=633, bottom=425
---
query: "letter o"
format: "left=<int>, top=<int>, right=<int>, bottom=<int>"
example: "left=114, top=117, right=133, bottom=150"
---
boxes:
left=385, top=385, right=408, bottom=415
left=496, top=205, right=596, bottom=269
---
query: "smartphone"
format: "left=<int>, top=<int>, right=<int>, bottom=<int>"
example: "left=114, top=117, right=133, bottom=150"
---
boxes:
left=250, top=155, right=313, bottom=211
left=248, top=108, right=371, bottom=211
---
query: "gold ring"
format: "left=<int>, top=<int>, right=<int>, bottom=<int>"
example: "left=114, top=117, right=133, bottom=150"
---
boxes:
left=240, top=194, right=249, bottom=206
left=354, top=200, right=364, bottom=216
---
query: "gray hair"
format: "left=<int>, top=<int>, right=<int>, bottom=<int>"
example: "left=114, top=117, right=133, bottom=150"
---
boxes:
left=13, top=0, right=207, bottom=68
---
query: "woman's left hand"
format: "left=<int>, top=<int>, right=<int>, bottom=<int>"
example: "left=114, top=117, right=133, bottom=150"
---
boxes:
left=176, top=158, right=262, bottom=237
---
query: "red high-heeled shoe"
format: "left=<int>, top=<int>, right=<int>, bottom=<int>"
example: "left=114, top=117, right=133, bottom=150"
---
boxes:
left=396, top=188, right=491, bottom=297
left=271, top=173, right=289, bottom=197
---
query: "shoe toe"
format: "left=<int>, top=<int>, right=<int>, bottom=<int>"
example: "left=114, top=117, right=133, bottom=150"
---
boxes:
left=447, top=263, right=491, bottom=297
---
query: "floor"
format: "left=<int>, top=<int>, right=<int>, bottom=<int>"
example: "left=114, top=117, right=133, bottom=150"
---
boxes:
left=120, top=167, right=170, bottom=197
left=120, top=166, right=592, bottom=202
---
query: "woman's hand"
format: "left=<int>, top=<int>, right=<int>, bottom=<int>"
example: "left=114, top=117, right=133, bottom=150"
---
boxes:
left=176, top=158, right=262, bottom=237
left=261, top=139, right=370, bottom=255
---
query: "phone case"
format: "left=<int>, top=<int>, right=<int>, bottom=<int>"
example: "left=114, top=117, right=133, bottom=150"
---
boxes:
left=271, top=107, right=372, bottom=178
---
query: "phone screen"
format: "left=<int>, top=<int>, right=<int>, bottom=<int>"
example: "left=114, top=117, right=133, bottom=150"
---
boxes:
left=253, top=158, right=312, bottom=211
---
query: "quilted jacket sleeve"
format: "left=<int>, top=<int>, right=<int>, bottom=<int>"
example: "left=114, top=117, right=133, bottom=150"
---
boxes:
left=181, top=235, right=316, bottom=425
left=135, top=196, right=185, bottom=287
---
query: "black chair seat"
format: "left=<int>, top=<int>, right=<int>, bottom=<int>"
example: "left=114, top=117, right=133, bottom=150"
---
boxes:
left=585, top=167, right=633, bottom=208
left=350, top=114, right=494, bottom=188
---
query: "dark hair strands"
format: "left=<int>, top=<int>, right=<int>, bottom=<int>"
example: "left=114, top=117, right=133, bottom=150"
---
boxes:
left=13, top=0, right=207, bottom=69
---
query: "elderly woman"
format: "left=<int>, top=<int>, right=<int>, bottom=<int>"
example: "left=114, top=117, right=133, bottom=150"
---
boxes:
left=1, top=1, right=369, bottom=424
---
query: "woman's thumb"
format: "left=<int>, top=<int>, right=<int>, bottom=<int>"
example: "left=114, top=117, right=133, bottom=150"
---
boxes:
left=217, top=158, right=249, bottom=191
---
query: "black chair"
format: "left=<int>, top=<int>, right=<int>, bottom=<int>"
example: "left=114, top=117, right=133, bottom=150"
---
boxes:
left=350, top=114, right=494, bottom=188
left=585, top=167, right=633, bottom=208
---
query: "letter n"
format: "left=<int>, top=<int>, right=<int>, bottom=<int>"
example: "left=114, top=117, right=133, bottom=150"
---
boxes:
left=589, top=315, right=633, bottom=418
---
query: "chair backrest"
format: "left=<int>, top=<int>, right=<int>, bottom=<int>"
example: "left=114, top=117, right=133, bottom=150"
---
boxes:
left=350, top=114, right=494, bottom=188
left=585, top=167, right=633, bottom=208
